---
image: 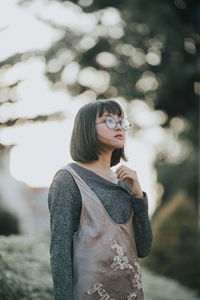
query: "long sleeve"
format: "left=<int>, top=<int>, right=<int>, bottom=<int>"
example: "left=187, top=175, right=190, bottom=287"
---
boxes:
left=48, top=170, right=81, bottom=300
left=130, top=192, right=153, bottom=258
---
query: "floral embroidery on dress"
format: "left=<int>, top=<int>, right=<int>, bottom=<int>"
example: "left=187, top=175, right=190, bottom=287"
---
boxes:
left=126, top=292, right=137, bottom=300
left=110, top=240, right=134, bottom=271
left=110, top=240, right=143, bottom=298
left=131, top=258, right=143, bottom=290
left=87, top=241, right=143, bottom=299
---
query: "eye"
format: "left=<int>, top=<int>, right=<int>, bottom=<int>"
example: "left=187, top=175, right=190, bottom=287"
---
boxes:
left=106, top=117, right=115, bottom=124
left=121, top=118, right=131, bottom=130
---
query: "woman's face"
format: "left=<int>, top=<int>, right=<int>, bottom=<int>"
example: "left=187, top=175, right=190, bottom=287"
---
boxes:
left=95, top=110, right=126, bottom=150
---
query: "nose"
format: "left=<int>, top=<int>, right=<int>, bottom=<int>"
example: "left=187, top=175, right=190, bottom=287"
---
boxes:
left=115, top=121, right=123, bottom=130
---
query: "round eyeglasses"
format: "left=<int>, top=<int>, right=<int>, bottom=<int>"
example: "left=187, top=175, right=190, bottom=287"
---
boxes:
left=95, top=116, right=132, bottom=131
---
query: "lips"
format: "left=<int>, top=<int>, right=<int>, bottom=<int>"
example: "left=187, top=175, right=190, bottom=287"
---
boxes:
left=114, top=134, right=123, bottom=138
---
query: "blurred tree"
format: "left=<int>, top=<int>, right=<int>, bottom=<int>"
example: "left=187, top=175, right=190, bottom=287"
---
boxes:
left=144, top=190, right=200, bottom=293
left=0, top=0, right=198, bottom=213
left=17, top=0, right=199, bottom=205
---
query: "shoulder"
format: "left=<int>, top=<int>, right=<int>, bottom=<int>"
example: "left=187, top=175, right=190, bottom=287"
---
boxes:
left=50, top=161, right=82, bottom=186
left=48, top=166, right=80, bottom=197
left=48, top=167, right=81, bottom=211
left=52, top=168, right=75, bottom=184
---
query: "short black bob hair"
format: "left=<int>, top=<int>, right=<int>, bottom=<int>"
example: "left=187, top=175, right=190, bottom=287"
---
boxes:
left=70, top=99, right=128, bottom=167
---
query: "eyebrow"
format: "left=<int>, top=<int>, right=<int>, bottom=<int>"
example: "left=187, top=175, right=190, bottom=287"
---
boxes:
left=102, top=114, right=123, bottom=118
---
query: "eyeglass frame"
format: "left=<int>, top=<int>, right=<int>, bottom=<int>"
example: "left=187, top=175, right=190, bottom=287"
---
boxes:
left=95, top=115, right=132, bottom=131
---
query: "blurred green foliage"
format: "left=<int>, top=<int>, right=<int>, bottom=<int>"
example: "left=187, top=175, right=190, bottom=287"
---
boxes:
left=144, top=190, right=200, bottom=294
left=154, top=150, right=198, bottom=216
left=0, top=234, right=53, bottom=300
left=143, top=267, right=200, bottom=300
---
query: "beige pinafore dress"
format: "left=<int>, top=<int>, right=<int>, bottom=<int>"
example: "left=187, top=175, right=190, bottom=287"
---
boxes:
left=62, top=165, right=144, bottom=300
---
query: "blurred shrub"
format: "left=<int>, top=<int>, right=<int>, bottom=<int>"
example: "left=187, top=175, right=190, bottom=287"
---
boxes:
left=0, top=234, right=53, bottom=300
left=144, top=190, right=200, bottom=294
left=0, top=205, right=20, bottom=235
left=142, top=267, right=200, bottom=300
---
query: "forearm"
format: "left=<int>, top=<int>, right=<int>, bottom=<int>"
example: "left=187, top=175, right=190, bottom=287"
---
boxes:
left=50, top=237, right=73, bottom=300
left=131, top=192, right=153, bottom=258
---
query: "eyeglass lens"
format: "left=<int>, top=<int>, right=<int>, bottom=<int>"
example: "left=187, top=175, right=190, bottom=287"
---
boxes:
left=106, top=117, right=130, bottom=130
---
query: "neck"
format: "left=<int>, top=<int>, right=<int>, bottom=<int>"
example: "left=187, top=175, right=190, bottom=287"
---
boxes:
left=77, top=150, right=113, bottom=173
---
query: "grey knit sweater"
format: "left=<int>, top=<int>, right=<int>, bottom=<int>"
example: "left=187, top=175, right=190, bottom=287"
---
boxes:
left=48, top=162, right=153, bottom=300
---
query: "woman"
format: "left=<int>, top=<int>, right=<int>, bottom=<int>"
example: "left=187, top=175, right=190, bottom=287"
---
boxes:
left=48, top=99, right=152, bottom=300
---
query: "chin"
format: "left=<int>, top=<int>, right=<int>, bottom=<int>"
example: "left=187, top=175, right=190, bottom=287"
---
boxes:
left=114, top=143, right=124, bottom=149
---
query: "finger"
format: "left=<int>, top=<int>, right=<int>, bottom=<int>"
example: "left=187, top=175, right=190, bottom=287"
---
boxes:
left=115, top=167, right=123, bottom=173
left=121, top=174, right=129, bottom=181
left=116, top=170, right=124, bottom=177
left=115, top=166, right=127, bottom=174
left=117, top=170, right=127, bottom=179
